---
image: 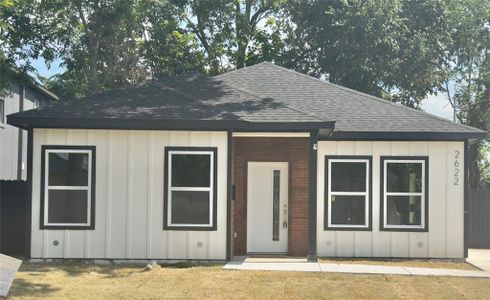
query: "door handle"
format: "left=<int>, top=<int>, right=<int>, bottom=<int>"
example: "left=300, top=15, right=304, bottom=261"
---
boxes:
left=283, top=204, right=288, bottom=228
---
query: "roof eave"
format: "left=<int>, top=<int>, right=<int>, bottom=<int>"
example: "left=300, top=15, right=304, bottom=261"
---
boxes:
left=7, top=115, right=334, bottom=132
left=322, top=131, right=487, bottom=141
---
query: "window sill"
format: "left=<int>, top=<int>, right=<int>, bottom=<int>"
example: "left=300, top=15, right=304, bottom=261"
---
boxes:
left=163, top=225, right=217, bottom=231
left=380, top=226, right=428, bottom=232
left=40, top=225, right=95, bottom=230
left=324, top=225, right=372, bottom=231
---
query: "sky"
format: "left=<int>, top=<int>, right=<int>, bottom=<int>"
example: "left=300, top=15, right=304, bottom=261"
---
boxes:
left=31, top=57, right=455, bottom=121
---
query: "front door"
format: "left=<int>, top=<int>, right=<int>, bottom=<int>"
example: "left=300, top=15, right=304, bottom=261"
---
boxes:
left=247, top=162, right=289, bottom=253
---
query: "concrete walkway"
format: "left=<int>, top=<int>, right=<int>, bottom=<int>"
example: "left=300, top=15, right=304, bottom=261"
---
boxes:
left=467, top=249, right=490, bottom=272
left=224, top=260, right=490, bottom=278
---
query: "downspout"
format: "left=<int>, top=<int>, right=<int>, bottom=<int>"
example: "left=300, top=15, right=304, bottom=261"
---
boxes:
left=464, top=140, right=469, bottom=258
left=17, top=85, right=24, bottom=180
left=308, top=130, right=318, bottom=261
left=25, top=127, right=33, bottom=258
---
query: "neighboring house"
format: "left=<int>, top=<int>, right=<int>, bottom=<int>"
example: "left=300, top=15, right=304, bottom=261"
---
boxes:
left=0, top=76, right=57, bottom=180
left=7, top=62, right=486, bottom=261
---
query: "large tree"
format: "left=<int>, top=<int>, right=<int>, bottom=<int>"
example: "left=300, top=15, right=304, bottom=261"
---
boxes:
left=445, top=0, right=490, bottom=187
left=42, top=0, right=149, bottom=99
left=284, top=0, right=450, bottom=107
left=0, top=0, right=59, bottom=95
left=176, top=0, right=286, bottom=72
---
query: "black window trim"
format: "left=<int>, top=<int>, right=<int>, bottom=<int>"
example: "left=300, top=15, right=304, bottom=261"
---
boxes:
left=40, top=145, right=96, bottom=230
left=163, top=146, right=218, bottom=231
left=380, top=156, right=429, bottom=232
left=324, top=155, right=373, bottom=231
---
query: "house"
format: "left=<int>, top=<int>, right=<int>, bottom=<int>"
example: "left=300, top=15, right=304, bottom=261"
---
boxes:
left=1, top=73, right=58, bottom=180
left=6, top=62, right=486, bottom=261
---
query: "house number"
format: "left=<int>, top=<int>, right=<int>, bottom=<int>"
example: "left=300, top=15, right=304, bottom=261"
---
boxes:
left=454, top=150, right=461, bottom=186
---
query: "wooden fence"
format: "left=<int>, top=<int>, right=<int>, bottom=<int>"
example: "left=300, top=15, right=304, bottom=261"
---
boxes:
left=468, top=189, right=490, bottom=249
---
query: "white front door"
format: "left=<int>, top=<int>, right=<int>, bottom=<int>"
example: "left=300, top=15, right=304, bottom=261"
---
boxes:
left=247, top=162, right=289, bottom=253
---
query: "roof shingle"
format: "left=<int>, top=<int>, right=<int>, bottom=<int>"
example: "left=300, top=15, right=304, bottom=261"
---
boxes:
left=7, top=62, right=486, bottom=139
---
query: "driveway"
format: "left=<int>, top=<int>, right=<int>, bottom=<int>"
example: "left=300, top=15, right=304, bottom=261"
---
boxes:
left=467, top=248, right=490, bottom=272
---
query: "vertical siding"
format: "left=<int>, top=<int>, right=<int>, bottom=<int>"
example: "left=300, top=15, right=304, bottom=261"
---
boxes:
left=317, top=141, right=465, bottom=258
left=0, top=89, right=20, bottom=180
left=0, top=85, right=41, bottom=180
left=31, top=129, right=228, bottom=260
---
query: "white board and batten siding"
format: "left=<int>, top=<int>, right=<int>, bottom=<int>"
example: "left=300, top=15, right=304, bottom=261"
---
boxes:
left=317, top=141, right=465, bottom=259
left=31, top=129, right=228, bottom=260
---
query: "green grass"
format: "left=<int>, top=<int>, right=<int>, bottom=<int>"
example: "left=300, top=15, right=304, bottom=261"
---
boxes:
left=8, top=261, right=490, bottom=299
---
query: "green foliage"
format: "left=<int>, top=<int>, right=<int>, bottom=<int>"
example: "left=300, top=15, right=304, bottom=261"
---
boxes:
left=0, top=0, right=59, bottom=95
left=285, top=0, right=450, bottom=107
left=139, top=1, right=205, bottom=77
left=176, top=0, right=286, bottom=72
left=1, top=0, right=488, bottom=184
left=445, top=0, right=490, bottom=187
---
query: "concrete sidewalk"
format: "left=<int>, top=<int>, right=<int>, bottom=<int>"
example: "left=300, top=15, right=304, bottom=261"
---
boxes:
left=467, top=249, right=490, bottom=272
left=224, top=261, right=490, bottom=278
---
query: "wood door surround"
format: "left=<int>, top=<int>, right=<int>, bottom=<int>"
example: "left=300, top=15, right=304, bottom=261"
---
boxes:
left=232, top=137, right=309, bottom=256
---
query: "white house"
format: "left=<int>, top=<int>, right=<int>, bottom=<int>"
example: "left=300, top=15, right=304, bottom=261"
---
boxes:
left=7, top=62, right=486, bottom=261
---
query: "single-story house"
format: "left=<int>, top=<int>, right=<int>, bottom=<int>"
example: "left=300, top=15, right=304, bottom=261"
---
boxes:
left=7, top=62, right=486, bottom=261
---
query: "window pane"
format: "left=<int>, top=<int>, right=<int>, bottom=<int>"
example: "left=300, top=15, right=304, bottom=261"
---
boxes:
left=171, top=191, right=210, bottom=225
left=331, top=195, right=366, bottom=225
left=48, top=190, right=88, bottom=224
left=48, top=152, right=89, bottom=186
left=272, top=170, right=280, bottom=241
left=386, top=162, right=422, bottom=193
left=386, top=196, right=422, bottom=225
left=171, top=154, right=211, bottom=187
left=331, top=162, right=367, bottom=192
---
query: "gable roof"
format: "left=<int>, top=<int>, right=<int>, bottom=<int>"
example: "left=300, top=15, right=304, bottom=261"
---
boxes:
left=7, top=62, right=486, bottom=140
left=7, top=67, right=58, bottom=101
left=217, top=62, right=486, bottom=139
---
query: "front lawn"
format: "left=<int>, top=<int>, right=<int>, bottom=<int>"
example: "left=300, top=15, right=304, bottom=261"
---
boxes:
left=8, top=262, right=490, bottom=299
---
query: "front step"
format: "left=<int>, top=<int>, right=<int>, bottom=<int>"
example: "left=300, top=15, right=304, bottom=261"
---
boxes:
left=231, top=256, right=308, bottom=263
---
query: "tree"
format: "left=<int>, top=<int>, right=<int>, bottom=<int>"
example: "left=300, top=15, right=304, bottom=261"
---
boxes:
left=139, top=0, right=205, bottom=78
left=284, top=0, right=450, bottom=107
left=176, top=0, right=285, bottom=72
left=445, top=0, right=490, bottom=188
left=0, top=0, right=59, bottom=95
left=41, top=0, right=149, bottom=99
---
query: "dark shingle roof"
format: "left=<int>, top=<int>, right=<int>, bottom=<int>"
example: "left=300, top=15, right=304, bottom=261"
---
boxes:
left=217, top=62, right=485, bottom=136
left=7, top=73, right=330, bottom=131
left=7, top=62, right=486, bottom=139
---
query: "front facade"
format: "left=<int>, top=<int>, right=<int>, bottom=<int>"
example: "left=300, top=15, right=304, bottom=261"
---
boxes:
left=8, top=62, right=485, bottom=260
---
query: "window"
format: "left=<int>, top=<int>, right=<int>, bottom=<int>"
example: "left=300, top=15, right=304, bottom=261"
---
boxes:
left=381, top=157, right=428, bottom=231
left=164, top=147, right=217, bottom=230
left=0, top=99, right=4, bottom=125
left=325, top=156, right=372, bottom=230
left=41, top=146, right=96, bottom=229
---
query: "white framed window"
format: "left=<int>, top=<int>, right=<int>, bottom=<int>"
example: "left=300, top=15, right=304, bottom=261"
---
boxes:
left=41, top=146, right=96, bottom=229
left=325, top=156, right=371, bottom=230
left=164, top=147, right=217, bottom=230
left=381, top=157, right=428, bottom=231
